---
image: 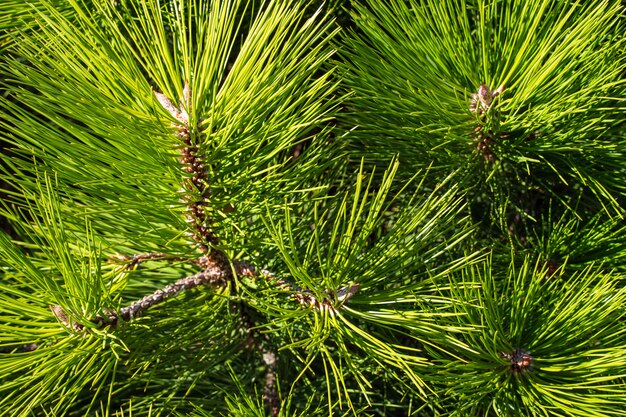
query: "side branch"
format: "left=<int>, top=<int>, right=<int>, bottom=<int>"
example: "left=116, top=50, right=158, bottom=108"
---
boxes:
left=112, top=265, right=227, bottom=324
left=112, top=252, right=188, bottom=269
left=234, top=260, right=360, bottom=313
left=47, top=258, right=358, bottom=337
left=51, top=266, right=227, bottom=331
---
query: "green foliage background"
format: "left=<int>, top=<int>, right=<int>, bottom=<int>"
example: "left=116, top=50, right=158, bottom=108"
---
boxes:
left=0, top=0, right=625, bottom=416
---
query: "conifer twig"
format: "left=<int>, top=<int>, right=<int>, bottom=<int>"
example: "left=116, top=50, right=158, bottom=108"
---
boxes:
left=112, top=252, right=188, bottom=269
left=153, top=82, right=345, bottom=415
left=233, top=285, right=281, bottom=416
left=154, top=81, right=217, bottom=252
left=262, top=348, right=280, bottom=417
left=234, top=260, right=360, bottom=313
left=51, top=265, right=227, bottom=331
left=110, top=265, right=227, bottom=323
left=469, top=83, right=505, bottom=163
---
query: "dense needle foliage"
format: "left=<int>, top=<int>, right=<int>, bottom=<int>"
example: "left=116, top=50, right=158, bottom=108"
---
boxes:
left=0, top=0, right=625, bottom=416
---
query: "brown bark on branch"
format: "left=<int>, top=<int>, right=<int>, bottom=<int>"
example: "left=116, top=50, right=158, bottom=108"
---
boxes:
left=51, top=265, right=227, bottom=331
left=112, top=252, right=188, bottom=269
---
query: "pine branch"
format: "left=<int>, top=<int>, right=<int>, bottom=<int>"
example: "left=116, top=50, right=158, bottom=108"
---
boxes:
left=262, top=348, right=279, bottom=417
left=112, top=252, right=190, bottom=269
left=235, top=259, right=360, bottom=313
left=469, top=83, right=505, bottom=163
left=0, top=0, right=346, bottom=415
left=144, top=80, right=293, bottom=415
left=341, top=0, right=626, bottom=220
left=154, top=81, right=217, bottom=252
left=112, top=264, right=227, bottom=323
left=50, top=262, right=228, bottom=332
